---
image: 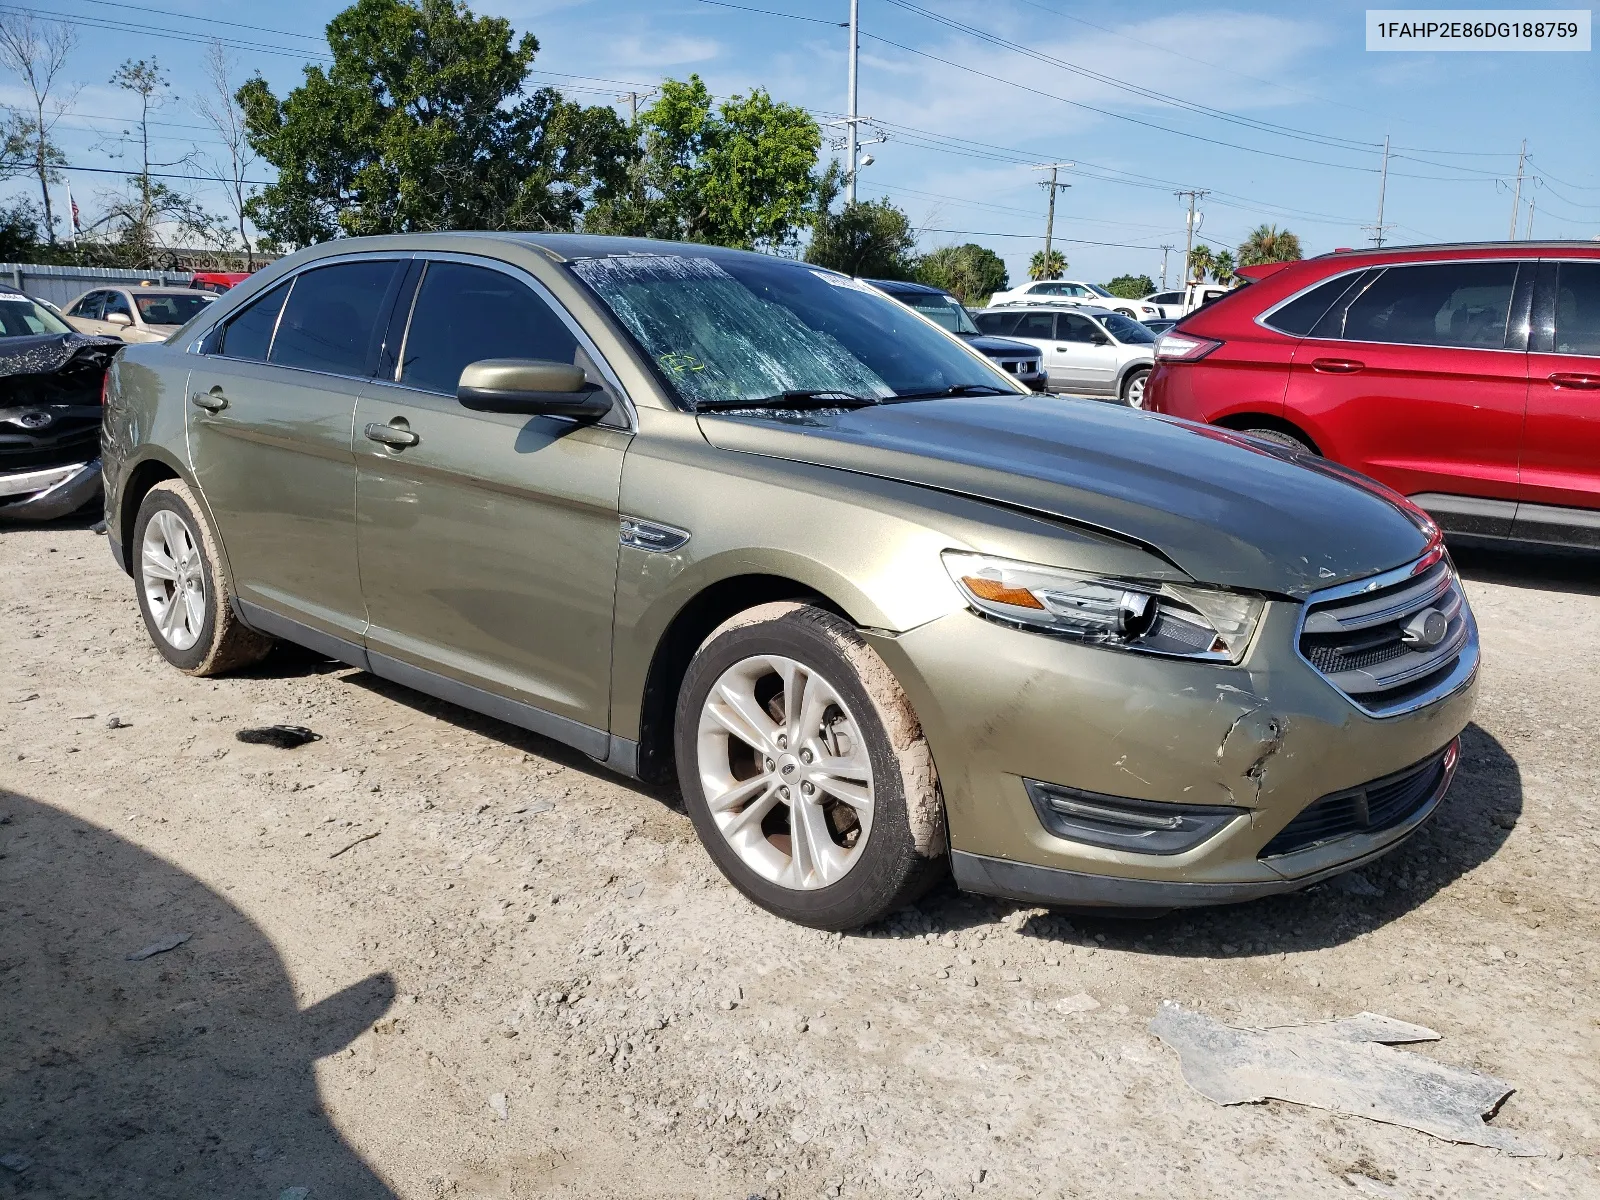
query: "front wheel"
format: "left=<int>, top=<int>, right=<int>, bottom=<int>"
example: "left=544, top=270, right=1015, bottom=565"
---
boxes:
left=674, top=603, right=946, bottom=930
left=1121, top=366, right=1151, bottom=409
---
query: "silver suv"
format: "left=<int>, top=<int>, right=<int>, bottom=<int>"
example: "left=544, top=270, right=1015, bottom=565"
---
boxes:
left=975, top=305, right=1155, bottom=407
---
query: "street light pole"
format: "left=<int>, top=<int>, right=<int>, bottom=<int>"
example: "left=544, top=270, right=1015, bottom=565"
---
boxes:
left=845, top=0, right=860, bottom=204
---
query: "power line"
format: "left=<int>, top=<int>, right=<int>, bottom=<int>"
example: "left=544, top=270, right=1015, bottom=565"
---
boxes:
left=4, top=5, right=333, bottom=61
left=691, top=0, right=847, bottom=27
left=59, top=0, right=326, bottom=43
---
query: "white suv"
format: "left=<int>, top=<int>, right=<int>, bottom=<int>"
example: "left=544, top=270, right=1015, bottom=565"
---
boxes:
left=988, top=279, right=1162, bottom=322
left=974, top=304, right=1156, bottom=407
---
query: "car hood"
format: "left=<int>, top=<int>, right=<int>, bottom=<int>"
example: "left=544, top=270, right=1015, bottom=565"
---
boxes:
left=957, top=333, right=1040, bottom=357
left=697, top=397, right=1429, bottom=597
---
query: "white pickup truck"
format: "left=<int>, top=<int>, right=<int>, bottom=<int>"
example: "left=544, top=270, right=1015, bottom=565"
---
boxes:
left=1142, top=281, right=1236, bottom=320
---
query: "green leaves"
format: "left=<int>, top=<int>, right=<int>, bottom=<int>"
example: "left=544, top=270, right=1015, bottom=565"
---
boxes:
left=1237, top=224, right=1303, bottom=267
left=1028, top=248, right=1066, bottom=281
left=917, top=244, right=1008, bottom=306
left=585, top=74, right=823, bottom=253
left=1104, top=274, right=1155, bottom=300
left=239, top=0, right=635, bottom=246
left=806, top=197, right=918, bottom=280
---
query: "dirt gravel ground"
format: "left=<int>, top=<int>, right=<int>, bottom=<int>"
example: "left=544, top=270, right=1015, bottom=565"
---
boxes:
left=2, top=518, right=1597, bottom=1200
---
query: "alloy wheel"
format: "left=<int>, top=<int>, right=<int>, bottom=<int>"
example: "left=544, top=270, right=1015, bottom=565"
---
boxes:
left=1125, top=372, right=1148, bottom=409
left=141, top=509, right=206, bottom=651
left=695, top=654, right=875, bottom=891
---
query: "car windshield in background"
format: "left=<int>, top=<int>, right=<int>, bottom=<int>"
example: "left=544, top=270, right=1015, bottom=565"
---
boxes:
left=134, top=292, right=214, bottom=326
left=0, top=295, right=72, bottom=337
left=885, top=290, right=979, bottom=335
left=1101, top=313, right=1155, bottom=344
left=567, top=252, right=1009, bottom=409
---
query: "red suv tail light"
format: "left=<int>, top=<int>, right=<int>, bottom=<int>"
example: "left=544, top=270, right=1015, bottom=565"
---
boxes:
left=1155, top=332, right=1222, bottom=362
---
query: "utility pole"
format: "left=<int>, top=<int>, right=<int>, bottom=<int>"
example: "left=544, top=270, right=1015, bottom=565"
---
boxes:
left=845, top=0, right=860, bottom=204
left=1509, top=139, right=1527, bottom=239
left=617, top=90, right=655, bottom=120
left=1367, top=134, right=1393, bottom=248
left=1175, top=190, right=1208, bottom=284
left=1159, top=244, right=1174, bottom=290
left=1032, top=163, right=1072, bottom=275
left=1526, top=195, right=1536, bottom=240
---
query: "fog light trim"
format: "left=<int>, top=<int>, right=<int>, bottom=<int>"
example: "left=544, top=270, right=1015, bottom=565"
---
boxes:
left=1024, top=779, right=1243, bottom=856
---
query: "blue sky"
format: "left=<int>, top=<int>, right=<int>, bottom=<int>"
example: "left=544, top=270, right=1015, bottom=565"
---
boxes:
left=7, top=0, right=1599, bottom=285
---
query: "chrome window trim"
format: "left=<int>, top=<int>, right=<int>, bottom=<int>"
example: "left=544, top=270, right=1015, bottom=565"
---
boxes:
left=397, top=249, right=637, bottom=433
left=1255, top=258, right=1537, bottom=355
left=1293, top=551, right=1480, bottom=719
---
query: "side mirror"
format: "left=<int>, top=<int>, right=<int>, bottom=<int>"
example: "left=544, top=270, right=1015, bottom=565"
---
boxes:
left=457, top=359, right=613, bottom=421
left=106, top=311, right=133, bottom=327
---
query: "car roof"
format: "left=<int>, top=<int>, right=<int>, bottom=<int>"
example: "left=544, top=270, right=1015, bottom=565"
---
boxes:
left=981, top=303, right=1115, bottom=318
left=865, top=278, right=954, bottom=297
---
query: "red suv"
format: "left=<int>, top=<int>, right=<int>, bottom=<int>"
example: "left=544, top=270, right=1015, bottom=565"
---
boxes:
left=1145, top=242, right=1600, bottom=549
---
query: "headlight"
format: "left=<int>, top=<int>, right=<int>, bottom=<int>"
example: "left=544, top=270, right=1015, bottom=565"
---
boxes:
left=942, top=551, right=1264, bottom=663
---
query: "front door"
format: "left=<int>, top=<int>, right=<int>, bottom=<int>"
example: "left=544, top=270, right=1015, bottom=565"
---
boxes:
left=1519, top=259, right=1600, bottom=545
left=1282, top=260, right=1529, bottom=533
left=187, top=258, right=406, bottom=649
left=353, top=257, right=629, bottom=741
left=1053, top=311, right=1118, bottom=394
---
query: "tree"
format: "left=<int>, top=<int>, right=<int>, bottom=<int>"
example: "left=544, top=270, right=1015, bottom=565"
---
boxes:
left=916, top=243, right=1008, bottom=306
left=585, top=75, right=822, bottom=252
left=0, top=198, right=42, bottom=259
left=1237, top=223, right=1302, bottom=266
left=1028, top=248, right=1065, bottom=280
left=0, top=14, right=77, bottom=245
left=1105, top=273, right=1155, bottom=299
left=1211, top=248, right=1236, bottom=284
left=806, top=188, right=918, bottom=279
left=1187, top=243, right=1216, bottom=284
left=107, top=59, right=182, bottom=245
left=238, top=0, right=636, bottom=246
left=194, top=42, right=257, bottom=267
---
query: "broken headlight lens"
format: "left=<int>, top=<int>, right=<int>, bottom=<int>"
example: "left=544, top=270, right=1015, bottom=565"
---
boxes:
left=942, top=552, right=1264, bottom=663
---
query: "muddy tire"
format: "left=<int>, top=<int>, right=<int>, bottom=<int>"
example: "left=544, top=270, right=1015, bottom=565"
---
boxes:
left=675, top=602, right=947, bottom=930
left=132, top=479, right=273, bottom=676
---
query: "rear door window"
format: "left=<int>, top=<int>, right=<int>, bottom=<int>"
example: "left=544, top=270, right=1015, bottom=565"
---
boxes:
left=103, top=291, right=134, bottom=320
left=1322, top=262, right=1518, bottom=349
left=1011, top=312, right=1057, bottom=340
left=1553, top=262, right=1600, bottom=356
left=398, top=261, right=580, bottom=395
left=270, top=260, right=400, bottom=377
left=217, top=280, right=291, bottom=362
left=1058, top=313, right=1100, bottom=343
left=71, top=292, right=104, bottom=319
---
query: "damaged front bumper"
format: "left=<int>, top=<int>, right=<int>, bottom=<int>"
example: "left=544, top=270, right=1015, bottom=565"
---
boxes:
left=864, top=598, right=1477, bottom=912
left=0, top=458, right=103, bottom=521
left=0, top=332, right=119, bottom=523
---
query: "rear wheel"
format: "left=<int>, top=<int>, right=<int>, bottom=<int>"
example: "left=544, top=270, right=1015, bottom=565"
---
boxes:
left=133, top=480, right=272, bottom=675
left=675, top=602, right=946, bottom=930
left=1241, top=427, right=1315, bottom=454
left=1121, top=366, right=1151, bottom=409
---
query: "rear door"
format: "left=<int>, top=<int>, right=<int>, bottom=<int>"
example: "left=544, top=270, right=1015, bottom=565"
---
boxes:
left=187, top=257, right=407, bottom=651
left=68, top=291, right=116, bottom=338
left=1519, top=259, right=1600, bottom=545
left=352, top=256, right=630, bottom=743
left=1281, top=260, right=1529, bottom=536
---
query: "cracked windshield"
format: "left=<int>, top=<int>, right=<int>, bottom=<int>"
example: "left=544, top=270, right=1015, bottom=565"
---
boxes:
left=568, top=252, right=1009, bottom=408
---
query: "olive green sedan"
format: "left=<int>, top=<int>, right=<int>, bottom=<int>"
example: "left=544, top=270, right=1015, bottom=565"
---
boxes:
left=101, top=234, right=1478, bottom=929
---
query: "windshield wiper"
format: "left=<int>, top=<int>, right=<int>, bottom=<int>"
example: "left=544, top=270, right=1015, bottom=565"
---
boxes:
left=694, top=390, right=883, bottom=412
left=889, top=383, right=1016, bottom=401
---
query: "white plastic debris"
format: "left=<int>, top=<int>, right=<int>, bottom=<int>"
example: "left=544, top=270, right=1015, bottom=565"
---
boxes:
left=1150, top=1002, right=1532, bottom=1154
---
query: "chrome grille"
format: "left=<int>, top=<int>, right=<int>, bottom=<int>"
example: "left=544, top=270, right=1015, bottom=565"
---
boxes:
left=1297, top=549, right=1478, bottom=718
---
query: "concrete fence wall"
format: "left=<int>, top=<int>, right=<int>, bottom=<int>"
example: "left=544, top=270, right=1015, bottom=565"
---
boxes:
left=0, top=263, right=195, bottom=309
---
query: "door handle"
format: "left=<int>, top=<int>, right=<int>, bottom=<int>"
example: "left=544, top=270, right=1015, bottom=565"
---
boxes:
left=1311, top=358, right=1365, bottom=374
left=1549, top=372, right=1600, bottom=390
left=190, top=387, right=228, bottom=412
left=364, top=421, right=419, bottom=448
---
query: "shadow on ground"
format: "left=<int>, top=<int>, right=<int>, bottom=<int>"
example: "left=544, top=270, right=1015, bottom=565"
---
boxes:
left=873, top=722, right=1521, bottom=958
left=1451, top=541, right=1600, bottom=597
left=0, top=790, right=396, bottom=1199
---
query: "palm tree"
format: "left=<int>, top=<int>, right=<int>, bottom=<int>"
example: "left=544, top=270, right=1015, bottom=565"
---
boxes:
left=1186, top=244, right=1215, bottom=284
left=1028, top=248, right=1066, bottom=280
left=1237, top=224, right=1303, bottom=266
left=1211, top=248, right=1236, bottom=283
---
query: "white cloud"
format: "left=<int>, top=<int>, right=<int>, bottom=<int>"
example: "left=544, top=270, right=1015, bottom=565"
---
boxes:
left=606, top=34, right=722, bottom=69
